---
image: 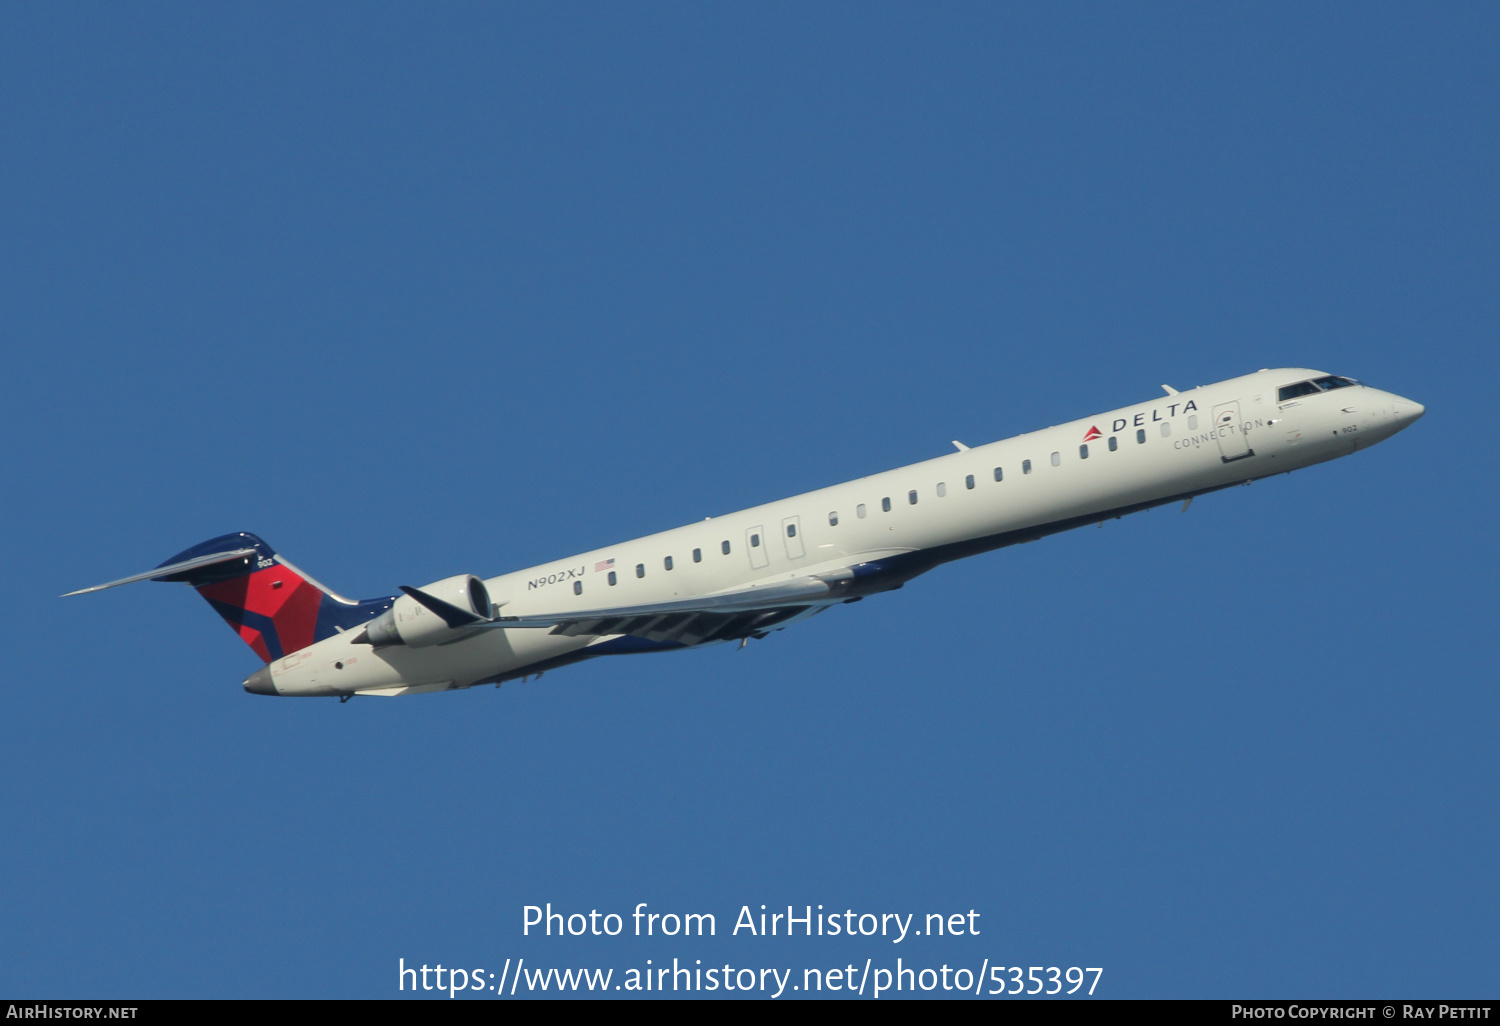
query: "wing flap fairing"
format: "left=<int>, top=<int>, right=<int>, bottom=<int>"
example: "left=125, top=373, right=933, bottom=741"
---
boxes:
left=471, top=571, right=857, bottom=646
left=480, top=574, right=843, bottom=630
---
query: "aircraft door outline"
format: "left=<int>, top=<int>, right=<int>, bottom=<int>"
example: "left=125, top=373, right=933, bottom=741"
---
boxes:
left=782, top=515, right=805, bottom=560
left=746, top=525, right=769, bottom=569
left=1212, top=400, right=1254, bottom=463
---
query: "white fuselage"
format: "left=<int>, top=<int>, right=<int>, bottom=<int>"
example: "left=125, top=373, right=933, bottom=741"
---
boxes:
left=255, top=369, right=1422, bottom=697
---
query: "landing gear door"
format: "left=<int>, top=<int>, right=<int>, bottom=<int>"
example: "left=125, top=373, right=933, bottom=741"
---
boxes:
left=1212, top=400, right=1254, bottom=463
left=746, top=525, right=770, bottom=569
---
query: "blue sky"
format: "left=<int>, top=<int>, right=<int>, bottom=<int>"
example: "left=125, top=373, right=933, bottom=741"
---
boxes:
left=2, top=3, right=1495, bottom=999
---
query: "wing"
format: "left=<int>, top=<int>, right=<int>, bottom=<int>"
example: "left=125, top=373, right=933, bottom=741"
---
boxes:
left=472, top=570, right=859, bottom=646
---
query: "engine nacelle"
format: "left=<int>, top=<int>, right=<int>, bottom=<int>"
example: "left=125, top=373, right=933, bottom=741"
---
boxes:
left=362, top=574, right=492, bottom=647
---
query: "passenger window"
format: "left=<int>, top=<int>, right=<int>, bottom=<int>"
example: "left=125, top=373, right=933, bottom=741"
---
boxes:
left=635, top=563, right=645, bottom=578
left=608, top=571, right=617, bottom=586
left=1136, top=429, right=1146, bottom=444
left=829, top=511, right=839, bottom=526
left=1159, top=422, right=1170, bottom=437
left=993, top=467, right=1003, bottom=482
left=664, top=556, right=673, bottom=571
left=1050, top=451, right=1061, bottom=467
left=721, top=540, right=730, bottom=555
left=936, top=482, right=947, bottom=497
left=1278, top=381, right=1321, bottom=401
left=908, top=490, right=918, bottom=505
left=1187, top=415, right=1197, bottom=430
left=1108, top=436, right=1118, bottom=451
left=693, top=548, right=702, bottom=563
left=750, top=534, right=760, bottom=547
left=786, top=523, right=797, bottom=538
left=882, top=497, right=891, bottom=512
left=1022, top=460, right=1032, bottom=474
left=857, top=504, right=867, bottom=519
left=573, top=580, right=582, bottom=596
left=1079, top=444, right=1089, bottom=459
left=966, top=474, right=975, bottom=489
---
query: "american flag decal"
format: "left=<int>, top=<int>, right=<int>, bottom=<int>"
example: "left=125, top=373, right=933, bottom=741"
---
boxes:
left=595, top=558, right=615, bottom=573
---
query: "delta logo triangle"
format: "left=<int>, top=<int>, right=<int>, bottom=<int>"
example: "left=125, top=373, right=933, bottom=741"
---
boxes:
left=1082, top=425, right=1102, bottom=442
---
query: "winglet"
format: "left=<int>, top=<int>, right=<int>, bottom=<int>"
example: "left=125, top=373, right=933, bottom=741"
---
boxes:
left=398, top=585, right=488, bottom=628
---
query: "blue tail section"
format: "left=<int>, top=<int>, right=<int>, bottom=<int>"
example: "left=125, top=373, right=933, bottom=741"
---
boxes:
left=155, top=533, right=395, bottom=662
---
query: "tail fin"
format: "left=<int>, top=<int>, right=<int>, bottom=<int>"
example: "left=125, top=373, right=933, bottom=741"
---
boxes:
left=65, top=532, right=395, bottom=662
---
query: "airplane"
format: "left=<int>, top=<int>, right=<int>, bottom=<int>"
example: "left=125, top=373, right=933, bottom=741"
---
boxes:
left=65, top=368, right=1423, bottom=699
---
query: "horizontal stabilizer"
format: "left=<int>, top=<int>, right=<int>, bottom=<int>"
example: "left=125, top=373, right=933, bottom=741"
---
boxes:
left=61, top=548, right=258, bottom=597
left=60, top=531, right=397, bottom=663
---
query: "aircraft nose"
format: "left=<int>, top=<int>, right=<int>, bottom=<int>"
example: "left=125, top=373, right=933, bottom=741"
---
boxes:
left=1391, top=397, right=1425, bottom=428
left=243, top=665, right=276, bottom=695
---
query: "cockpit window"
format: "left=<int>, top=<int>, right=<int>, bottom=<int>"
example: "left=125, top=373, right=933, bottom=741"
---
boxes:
left=1278, top=381, right=1322, bottom=401
left=1278, top=376, right=1360, bottom=401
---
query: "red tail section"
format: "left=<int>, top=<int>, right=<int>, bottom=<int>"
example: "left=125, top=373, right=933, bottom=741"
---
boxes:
left=151, top=533, right=396, bottom=662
